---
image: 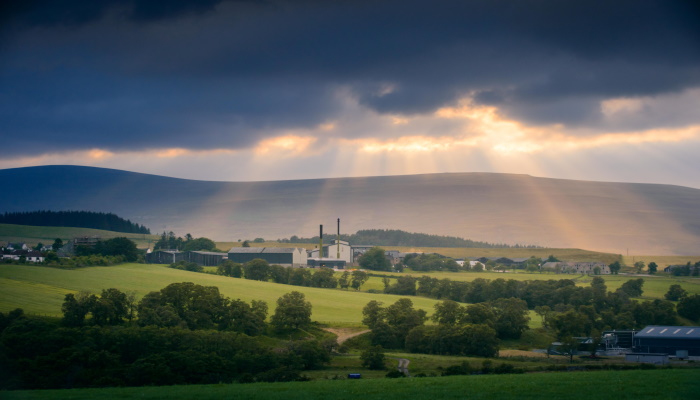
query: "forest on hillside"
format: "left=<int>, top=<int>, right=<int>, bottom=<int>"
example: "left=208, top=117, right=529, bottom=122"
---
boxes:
left=279, top=229, right=541, bottom=248
left=0, top=211, right=150, bottom=234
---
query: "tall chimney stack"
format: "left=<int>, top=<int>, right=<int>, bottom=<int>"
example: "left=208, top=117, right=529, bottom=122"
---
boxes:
left=337, top=218, right=341, bottom=259
left=319, top=225, right=323, bottom=258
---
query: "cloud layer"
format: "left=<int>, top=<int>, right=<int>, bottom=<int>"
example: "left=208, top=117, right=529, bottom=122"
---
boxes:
left=1, top=0, right=699, bottom=186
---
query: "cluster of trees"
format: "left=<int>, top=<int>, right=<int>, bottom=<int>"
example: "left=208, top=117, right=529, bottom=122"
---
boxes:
left=0, top=210, right=150, bottom=234
left=0, top=312, right=331, bottom=389
left=664, top=285, right=700, bottom=322
left=280, top=229, right=540, bottom=248
left=0, top=285, right=331, bottom=389
left=154, top=232, right=220, bottom=252
left=401, top=253, right=461, bottom=272
left=361, top=297, right=528, bottom=357
left=74, top=237, right=140, bottom=262
left=60, top=282, right=314, bottom=335
left=380, top=274, right=686, bottom=333
left=215, top=259, right=370, bottom=291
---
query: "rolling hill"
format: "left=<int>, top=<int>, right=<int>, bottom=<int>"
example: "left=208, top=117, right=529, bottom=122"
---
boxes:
left=1, top=165, right=699, bottom=255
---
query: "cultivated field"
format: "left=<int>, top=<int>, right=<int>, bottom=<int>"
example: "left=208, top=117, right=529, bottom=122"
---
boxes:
left=2, top=369, right=697, bottom=400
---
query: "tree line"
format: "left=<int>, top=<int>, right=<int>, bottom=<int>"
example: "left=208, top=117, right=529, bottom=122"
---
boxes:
left=214, top=259, right=371, bottom=291
left=378, top=274, right=698, bottom=331
left=0, top=210, right=150, bottom=234
left=0, top=284, right=332, bottom=389
left=154, top=231, right=220, bottom=252
left=279, top=229, right=541, bottom=248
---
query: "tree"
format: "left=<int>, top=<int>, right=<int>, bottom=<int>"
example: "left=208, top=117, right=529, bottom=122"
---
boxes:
left=358, top=247, right=392, bottom=271
left=647, top=262, right=658, bottom=274
left=559, top=336, right=580, bottom=363
left=96, top=237, right=139, bottom=262
left=52, top=238, right=64, bottom=251
left=311, top=267, right=337, bottom=288
left=677, top=294, right=700, bottom=322
left=182, top=237, right=217, bottom=252
left=634, top=261, right=645, bottom=274
left=608, top=261, right=622, bottom=275
left=383, top=298, right=427, bottom=344
left=432, top=300, right=465, bottom=325
left=665, top=284, right=688, bottom=301
left=361, top=345, right=386, bottom=370
left=269, top=264, right=290, bottom=284
left=217, top=260, right=241, bottom=277
left=362, top=300, right=385, bottom=329
left=351, top=270, right=369, bottom=290
left=270, top=291, right=312, bottom=332
left=137, top=282, right=227, bottom=330
left=491, top=298, right=530, bottom=339
left=61, top=291, right=97, bottom=327
left=91, top=288, right=129, bottom=326
left=243, top=258, right=270, bottom=281
left=242, top=240, right=250, bottom=247
left=618, top=278, right=644, bottom=297
left=338, top=271, right=350, bottom=290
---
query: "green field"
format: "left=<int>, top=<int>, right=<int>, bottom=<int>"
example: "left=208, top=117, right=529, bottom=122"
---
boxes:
left=0, top=223, right=159, bottom=249
left=3, top=263, right=700, bottom=323
left=2, top=369, right=697, bottom=400
left=0, top=264, right=444, bottom=324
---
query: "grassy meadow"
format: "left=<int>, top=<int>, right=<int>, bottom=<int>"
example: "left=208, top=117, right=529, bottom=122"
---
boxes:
left=0, top=263, right=445, bottom=324
left=3, top=369, right=698, bottom=400
left=0, top=223, right=159, bottom=249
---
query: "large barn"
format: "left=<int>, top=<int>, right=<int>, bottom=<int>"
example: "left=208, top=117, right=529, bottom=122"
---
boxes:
left=228, top=247, right=307, bottom=267
left=633, top=326, right=700, bottom=357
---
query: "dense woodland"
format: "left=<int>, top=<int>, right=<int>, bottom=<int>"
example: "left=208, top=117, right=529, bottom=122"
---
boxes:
left=0, top=284, right=332, bottom=389
left=279, top=229, right=541, bottom=248
left=0, top=211, right=150, bottom=234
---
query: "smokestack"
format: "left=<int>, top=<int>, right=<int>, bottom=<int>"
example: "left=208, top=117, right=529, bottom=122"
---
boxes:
left=337, top=218, right=340, bottom=259
left=319, top=224, right=323, bottom=259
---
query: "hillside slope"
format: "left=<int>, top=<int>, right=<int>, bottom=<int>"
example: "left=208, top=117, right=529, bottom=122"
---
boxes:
left=1, top=165, right=698, bottom=255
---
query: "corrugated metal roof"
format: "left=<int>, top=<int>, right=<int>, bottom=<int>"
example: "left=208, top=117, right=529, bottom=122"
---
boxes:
left=189, top=251, right=227, bottom=256
left=228, top=247, right=264, bottom=253
left=261, top=247, right=297, bottom=254
left=635, top=326, right=700, bottom=339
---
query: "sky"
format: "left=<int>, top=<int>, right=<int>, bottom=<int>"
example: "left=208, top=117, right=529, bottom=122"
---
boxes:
left=1, top=0, right=700, bottom=187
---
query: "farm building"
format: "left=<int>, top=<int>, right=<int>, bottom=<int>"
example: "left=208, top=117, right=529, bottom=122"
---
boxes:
left=541, top=261, right=610, bottom=274
left=228, top=247, right=307, bottom=267
left=145, top=250, right=184, bottom=264
left=184, top=251, right=226, bottom=266
left=633, top=326, right=700, bottom=357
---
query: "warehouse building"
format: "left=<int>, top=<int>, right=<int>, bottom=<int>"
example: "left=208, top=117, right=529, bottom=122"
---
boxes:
left=184, top=251, right=227, bottom=266
left=228, top=247, right=307, bottom=267
left=145, top=250, right=184, bottom=264
left=633, top=326, right=700, bottom=357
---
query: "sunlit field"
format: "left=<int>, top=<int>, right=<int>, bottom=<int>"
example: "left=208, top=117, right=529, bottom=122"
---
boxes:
left=0, top=223, right=158, bottom=249
left=0, top=264, right=443, bottom=324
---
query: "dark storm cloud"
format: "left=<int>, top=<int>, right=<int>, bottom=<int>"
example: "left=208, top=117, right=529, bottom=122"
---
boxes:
left=1, top=0, right=700, bottom=155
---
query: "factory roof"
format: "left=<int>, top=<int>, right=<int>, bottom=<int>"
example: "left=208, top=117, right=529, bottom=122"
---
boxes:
left=635, top=326, right=700, bottom=339
left=228, top=247, right=300, bottom=254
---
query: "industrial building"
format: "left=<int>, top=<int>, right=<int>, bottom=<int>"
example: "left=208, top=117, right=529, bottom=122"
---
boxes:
left=308, top=239, right=353, bottom=263
left=228, top=247, right=307, bottom=267
left=145, top=250, right=184, bottom=264
left=632, top=326, right=700, bottom=357
left=184, top=251, right=227, bottom=266
left=307, top=258, right=347, bottom=269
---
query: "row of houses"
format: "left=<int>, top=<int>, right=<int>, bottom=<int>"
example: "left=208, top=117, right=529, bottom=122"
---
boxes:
left=1, top=242, right=46, bottom=262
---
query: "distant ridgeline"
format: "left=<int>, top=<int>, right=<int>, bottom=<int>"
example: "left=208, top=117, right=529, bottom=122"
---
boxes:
left=280, top=229, right=541, bottom=248
left=0, top=210, right=151, bottom=234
